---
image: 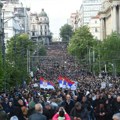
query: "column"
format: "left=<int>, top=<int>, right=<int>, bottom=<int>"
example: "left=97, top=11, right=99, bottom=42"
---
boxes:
left=100, top=18, right=105, bottom=40
left=119, top=5, right=120, bottom=33
left=112, top=5, right=117, bottom=32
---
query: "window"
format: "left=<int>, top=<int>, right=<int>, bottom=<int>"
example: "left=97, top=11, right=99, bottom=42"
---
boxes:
left=45, top=31, right=47, bottom=35
left=4, top=22, right=8, bottom=28
left=5, top=33, right=8, bottom=38
left=95, top=28, right=98, bottom=32
left=40, top=25, right=42, bottom=29
left=45, top=25, right=47, bottom=29
left=32, top=25, right=35, bottom=30
left=32, top=32, right=35, bottom=36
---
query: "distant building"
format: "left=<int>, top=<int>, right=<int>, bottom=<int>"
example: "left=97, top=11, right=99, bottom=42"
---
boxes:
left=79, top=0, right=102, bottom=26
left=68, top=11, right=79, bottom=31
left=98, top=0, right=120, bottom=40
left=89, top=15, right=100, bottom=40
left=1, top=0, right=30, bottom=43
left=0, top=0, right=3, bottom=35
left=30, top=9, right=52, bottom=45
left=1, top=0, right=19, bottom=3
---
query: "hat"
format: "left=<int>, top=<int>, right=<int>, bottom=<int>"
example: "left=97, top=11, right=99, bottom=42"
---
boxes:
left=10, top=116, right=18, bottom=120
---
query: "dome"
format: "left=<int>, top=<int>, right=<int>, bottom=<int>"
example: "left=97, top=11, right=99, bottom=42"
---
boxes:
left=39, top=9, right=47, bottom=17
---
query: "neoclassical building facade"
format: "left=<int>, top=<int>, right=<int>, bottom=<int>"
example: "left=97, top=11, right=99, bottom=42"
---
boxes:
left=30, top=9, right=52, bottom=45
left=98, top=0, right=120, bottom=40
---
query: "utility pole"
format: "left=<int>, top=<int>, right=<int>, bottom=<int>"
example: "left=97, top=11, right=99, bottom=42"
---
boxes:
left=2, top=9, right=7, bottom=92
left=92, top=49, right=95, bottom=75
left=88, top=48, right=91, bottom=72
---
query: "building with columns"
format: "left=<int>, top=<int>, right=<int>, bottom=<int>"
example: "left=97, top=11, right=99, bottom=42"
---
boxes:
left=98, top=0, right=120, bottom=40
left=30, top=9, right=52, bottom=45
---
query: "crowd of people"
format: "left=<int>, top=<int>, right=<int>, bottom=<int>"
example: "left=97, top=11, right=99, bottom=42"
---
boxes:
left=0, top=42, right=120, bottom=120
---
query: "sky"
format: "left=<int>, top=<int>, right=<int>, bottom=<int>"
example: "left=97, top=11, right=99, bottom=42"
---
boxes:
left=21, top=0, right=82, bottom=38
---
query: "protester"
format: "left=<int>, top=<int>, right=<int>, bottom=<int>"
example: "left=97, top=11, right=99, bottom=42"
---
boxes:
left=28, top=103, right=47, bottom=120
left=70, top=102, right=89, bottom=120
left=52, top=107, right=70, bottom=120
left=43, top=102, right=56, bottom=120
left=112, top=113, right=120, bottom=120
left=61, top=94, right=74, bottom=114
left=1, top=42, right=120, bottom=120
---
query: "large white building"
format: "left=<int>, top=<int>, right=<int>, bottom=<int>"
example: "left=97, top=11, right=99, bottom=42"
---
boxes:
left=30, top=9, right=52, bottom=45
left=0, top=0, right=3, bottom=34
left=89, top=15, right=100, bottom=40
left=98, top=0, right=120, bottom=40
left=79, top=0, right=102, bottom=26
left=1, top=0, right=30, bottom=43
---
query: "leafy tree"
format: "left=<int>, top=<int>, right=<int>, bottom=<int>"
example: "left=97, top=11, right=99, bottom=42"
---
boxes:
left=0, top=50, right=4, bottom=90
left=68, top=26, right=96, bottom=60
left=6, top=34, right=33, bottom=88
left=60, top=24, right=73, bottom=42
left=100, top=32, right=120, bottom=75
left=34, top=45, right=46, bottom=56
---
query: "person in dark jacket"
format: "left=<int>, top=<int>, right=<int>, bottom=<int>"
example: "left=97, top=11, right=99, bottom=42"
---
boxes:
left=113, top=96, right=120, bottom=113
left=70, top=102, right=89, bottom=120
left=1, top=97, right=10, bottom=114
left=28, top=103, right=47, bottom=120
left=94, top=103, right=107, bottom=120
left=9, top=99, right=26, bottom=120
left=61, top=94, right=74, bottom=114
left=43, top=102, right=55, bottom=120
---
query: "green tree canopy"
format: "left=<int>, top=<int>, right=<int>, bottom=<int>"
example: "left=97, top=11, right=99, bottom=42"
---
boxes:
left=68, top=26, right=96, bottom=60
left=34, top=44, right=46, bottom=56
left=60, top=24, right=73, bottom=42
left=0, top=50, right=4, bottom=90
left=100, top=32, right=120, bottom=75
left=5, top=34, right=33, bottom=88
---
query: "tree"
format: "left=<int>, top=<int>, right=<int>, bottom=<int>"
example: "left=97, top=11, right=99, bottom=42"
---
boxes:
left=60, top=24, right=73, bottom=42
left=34, top=44, right=46, bottom=56
left=6, top=34, right=33, bottom=88
left=68, top=26, right=96, bottom=60
left=0, top=50, right=4, bottom=90
left=100, top=32, right=120, bottom=75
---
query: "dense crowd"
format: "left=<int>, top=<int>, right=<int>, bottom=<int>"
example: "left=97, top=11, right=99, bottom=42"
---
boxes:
left=0, top=80, right=120, bottom=120
left=0, top=43, right=120, bottom=120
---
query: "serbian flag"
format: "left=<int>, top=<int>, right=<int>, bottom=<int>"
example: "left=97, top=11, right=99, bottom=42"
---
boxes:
left=65, top=77, right=75, bottom=87
left=40, top=77, right=54, bottom=89
left=58, top=76, right=67, bottom=88
left=40, top=77, right=48, bottom=89
left=48, top=81, right=55, bottom=89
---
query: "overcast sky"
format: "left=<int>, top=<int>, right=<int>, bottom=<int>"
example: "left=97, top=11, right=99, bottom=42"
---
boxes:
left=21, top=0, right=82, bottom=38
